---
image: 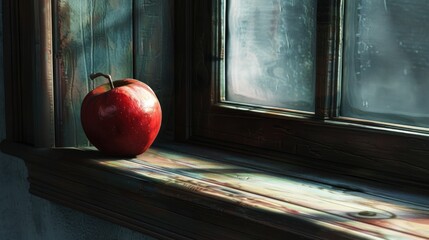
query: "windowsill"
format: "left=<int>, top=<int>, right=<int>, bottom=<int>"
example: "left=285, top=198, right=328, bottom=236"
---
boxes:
left=1, top=140, right=428, bottom=240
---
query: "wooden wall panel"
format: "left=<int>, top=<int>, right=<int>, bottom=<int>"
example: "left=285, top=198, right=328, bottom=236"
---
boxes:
left=56, top=0, right=133, bottom=146
left=33, top=0, right=55, bottom=147
left=134, top=0, right=174, bottom=139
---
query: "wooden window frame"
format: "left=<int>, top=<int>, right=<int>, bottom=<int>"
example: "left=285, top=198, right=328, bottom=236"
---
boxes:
left=2, top=0, right=55, bottom=147
left=176, top=0, right=429, bottom=190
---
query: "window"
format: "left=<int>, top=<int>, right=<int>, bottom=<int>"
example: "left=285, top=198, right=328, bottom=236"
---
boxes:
left=177, top=0, right=429, bottom=186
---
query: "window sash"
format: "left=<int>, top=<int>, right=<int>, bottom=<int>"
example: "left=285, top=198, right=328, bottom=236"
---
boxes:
left=216, top=0, right=428, bottom=133
left=214, top=0, right=341, bottom=119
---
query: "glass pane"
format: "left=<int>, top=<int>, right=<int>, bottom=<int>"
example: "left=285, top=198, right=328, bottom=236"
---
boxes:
left=342, top=0, right=429, bottom=128
left=225, top=0, right=316, bottom=112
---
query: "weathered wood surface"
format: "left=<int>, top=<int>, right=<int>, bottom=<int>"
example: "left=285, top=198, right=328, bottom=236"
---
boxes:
left=56, top=0, right=133, bottom=146
left=120, top=147, right=429, bottom=240
left=33, top=0, right=55, bottom=147
left=56, top=0, right=174, bottom=146
left=3, top=141, right=427, bottom=239
left=134, top=0, right=175, bottom=139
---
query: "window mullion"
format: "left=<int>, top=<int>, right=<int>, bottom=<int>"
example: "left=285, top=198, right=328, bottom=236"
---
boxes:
left=315, top=0, right=343, bottom=119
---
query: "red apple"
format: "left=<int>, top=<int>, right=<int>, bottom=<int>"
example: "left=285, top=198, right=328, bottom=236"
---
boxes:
left=81, top=72, right=162, bottom=156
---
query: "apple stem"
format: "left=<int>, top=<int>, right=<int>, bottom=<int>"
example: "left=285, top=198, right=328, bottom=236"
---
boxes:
left=89, top=73, right=114, bottom=89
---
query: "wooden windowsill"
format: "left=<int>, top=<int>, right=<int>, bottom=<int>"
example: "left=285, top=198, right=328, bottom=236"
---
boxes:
left=1, top=140, right=428, bottom=240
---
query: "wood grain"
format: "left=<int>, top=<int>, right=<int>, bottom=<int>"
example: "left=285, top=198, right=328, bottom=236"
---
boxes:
left=55, top=0, right=133, bottom=147
left=33, top=0, right=55, bottom=147
left=2, top=141, right=428, bottom=240
left=3, top=0, right=36, bottom=144
left=134, top=0, right=175, bottom=139
left=315, top=0, right=341, bottom=119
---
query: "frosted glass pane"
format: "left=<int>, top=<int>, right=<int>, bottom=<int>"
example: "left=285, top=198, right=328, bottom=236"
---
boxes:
left=342, top=0, right=429, bottom=128
left=226, top=0, right=316, bottom=112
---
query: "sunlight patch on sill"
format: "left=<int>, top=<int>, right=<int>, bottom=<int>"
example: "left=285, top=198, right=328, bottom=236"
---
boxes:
left=99, top=147, right=429, bottom=240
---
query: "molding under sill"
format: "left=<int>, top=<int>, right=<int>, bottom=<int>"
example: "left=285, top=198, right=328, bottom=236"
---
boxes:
left=1, top=140, right=428, bottom=240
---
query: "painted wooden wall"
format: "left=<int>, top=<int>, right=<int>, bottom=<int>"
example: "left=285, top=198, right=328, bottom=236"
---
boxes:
left=56, top=0, right=174, bottom=147
left=0, top=1, right=152, bottom=239
left=134, top=0, right=174, bottom=141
